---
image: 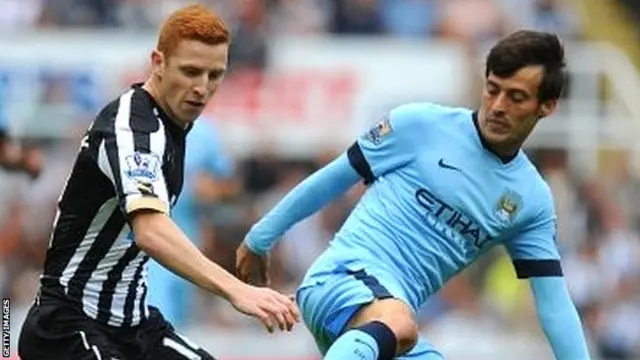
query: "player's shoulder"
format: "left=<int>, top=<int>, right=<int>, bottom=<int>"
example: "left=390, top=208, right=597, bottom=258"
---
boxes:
left=91, top=85, right=160, bottom=135
left=388, top=102, right=472, bottom=132
left=390, top=101, right=469, bottom=121
left=515, top=154, right=556, bottom=218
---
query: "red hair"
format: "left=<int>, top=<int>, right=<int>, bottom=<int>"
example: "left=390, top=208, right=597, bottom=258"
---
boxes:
left=157, top=4, right=230, bottom=57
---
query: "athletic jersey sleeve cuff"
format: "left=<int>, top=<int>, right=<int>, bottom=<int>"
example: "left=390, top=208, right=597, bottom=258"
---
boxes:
left=512, top=259, right=563, bottom=278
left=347, top=142, right=375, bottom=184
left=125, top=196, right=169, bottom=214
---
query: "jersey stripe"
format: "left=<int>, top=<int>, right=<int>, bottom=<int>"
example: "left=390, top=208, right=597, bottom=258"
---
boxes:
left=82, top=224, right=129, bottom=318
left=105, top=90, right=131, bottom=214
left=96, top=245, right=140, bottom=325
left=150, top=119, right=169, bottom=204
left=65, top=200, right=123, bottom=301
left=59, top=199, right=118, bottom=293
left=122, top=254, right=149, bottom=327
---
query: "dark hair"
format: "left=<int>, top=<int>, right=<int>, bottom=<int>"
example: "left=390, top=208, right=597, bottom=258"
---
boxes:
left=485, top=30, right=567, bottom=102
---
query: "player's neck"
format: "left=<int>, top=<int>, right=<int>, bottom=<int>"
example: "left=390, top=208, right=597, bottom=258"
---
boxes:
left=141, top=79, right=188, bottom=130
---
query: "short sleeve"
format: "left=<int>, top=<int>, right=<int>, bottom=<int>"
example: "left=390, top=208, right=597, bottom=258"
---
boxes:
left=96, top=90, right=170, bottom=217
left=505, top=186, right=563, bottom=279
left=347, top=103, right=426, bottom=183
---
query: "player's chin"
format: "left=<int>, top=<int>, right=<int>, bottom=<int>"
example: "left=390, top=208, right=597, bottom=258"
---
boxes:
left=484, top=130, right=513, bottom=146
left=178, top=109, right=202, bottom=124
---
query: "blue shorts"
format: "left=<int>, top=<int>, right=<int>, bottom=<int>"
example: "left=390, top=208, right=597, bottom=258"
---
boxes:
left=296, top=267, right=444, bottom=359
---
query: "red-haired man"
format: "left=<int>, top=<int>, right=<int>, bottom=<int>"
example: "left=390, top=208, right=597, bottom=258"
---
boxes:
left=18, top=5, right=298, bottom=360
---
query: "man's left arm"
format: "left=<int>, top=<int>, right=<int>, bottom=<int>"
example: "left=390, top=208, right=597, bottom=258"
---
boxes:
left=505, top=198, right=591, bottom=360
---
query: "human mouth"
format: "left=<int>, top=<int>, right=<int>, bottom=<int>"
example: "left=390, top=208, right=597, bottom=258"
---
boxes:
left=185, top=100, right=205, bottom=108
left=487, top=118, right=510, bottom=132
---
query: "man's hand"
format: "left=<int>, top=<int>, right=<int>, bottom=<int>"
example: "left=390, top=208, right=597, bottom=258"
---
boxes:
left=228, top=283, right=300, bottom=333
left=236, top=241, right=270, bottom=286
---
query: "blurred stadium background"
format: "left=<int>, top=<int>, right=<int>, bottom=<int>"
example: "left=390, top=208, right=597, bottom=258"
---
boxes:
left=1, top=0, right=640, bottom=359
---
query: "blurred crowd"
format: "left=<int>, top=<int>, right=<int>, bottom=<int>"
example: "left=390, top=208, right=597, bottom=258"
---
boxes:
left=1, top=0, right=581, bottom=39
left=1, top=0, right=640, bottom=359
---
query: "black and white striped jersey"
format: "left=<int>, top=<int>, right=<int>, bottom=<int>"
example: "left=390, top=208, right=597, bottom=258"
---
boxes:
left=38, top=83, right=188, bottom=327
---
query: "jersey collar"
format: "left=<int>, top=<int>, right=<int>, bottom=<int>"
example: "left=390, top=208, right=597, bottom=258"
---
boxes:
left=472, top=112, right=519, bottom=164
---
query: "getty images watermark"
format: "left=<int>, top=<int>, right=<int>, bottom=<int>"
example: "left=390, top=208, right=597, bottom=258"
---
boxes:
left=2, top=298, right=9, bottom=358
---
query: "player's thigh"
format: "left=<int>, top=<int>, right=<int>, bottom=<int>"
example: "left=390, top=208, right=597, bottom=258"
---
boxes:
left=19, top=326, right=115, bottom=360
left=19, top=325, right=105, bottom=360
left=346, top=297, right=420, bottom=355
left=297, top=268, right=414, bottom=354
left=396, top=338, right=445, bottom=360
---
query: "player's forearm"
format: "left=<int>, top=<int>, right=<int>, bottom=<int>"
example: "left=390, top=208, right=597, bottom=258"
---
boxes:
left=245, top=153, right=360, bottom=254
left=530, top=277, right=591, bottom=360
left=133, top=211, right=243, bottom=300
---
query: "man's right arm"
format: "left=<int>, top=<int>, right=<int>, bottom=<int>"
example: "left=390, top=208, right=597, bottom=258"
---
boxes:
left=243, top=103, right=426, bottom=255
left=243, top=153, right=361, bottom=255
left=95, top=112, right=241, bottom=294
left=94, top=97, right=297, bottom=331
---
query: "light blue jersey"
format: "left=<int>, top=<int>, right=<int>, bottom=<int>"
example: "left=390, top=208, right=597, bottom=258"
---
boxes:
left=147, top=118, right=233, bottom=327
left=245, top=102, right=588, bottom=359
left=300, top=103, right=558, bottom=309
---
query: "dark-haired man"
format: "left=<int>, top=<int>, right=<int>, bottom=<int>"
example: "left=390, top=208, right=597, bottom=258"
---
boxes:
left=236, top=30, right=591, bottom=359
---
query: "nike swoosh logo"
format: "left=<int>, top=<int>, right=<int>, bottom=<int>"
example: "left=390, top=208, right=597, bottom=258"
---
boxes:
left=438, top=159, right=461, bottom=171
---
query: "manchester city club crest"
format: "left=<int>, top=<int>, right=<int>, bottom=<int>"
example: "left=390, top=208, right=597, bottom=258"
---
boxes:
left=495, top=190, right=522, bottom=223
